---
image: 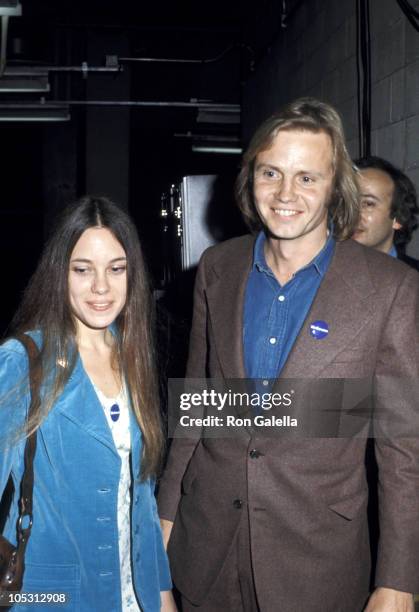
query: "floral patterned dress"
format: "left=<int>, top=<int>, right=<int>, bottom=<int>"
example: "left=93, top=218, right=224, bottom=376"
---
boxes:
left=93, top=382, right=142, bottom=612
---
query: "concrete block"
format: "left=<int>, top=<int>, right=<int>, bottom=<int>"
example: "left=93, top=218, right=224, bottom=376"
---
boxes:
left=324, top=23, right=347, bottom=73
left=305, top=45, right=327, bottom=90
left=306, top=0, right=322, bottom=22
left=406, top=167, right=419, bottom=199
left=370, top=0, right=403, bottom=37
left=338, top=55, right=358, bottom=102
left=372, top=19, right=405, bottom=81
left=371, top=129, right=378, bottom=156
left=285, top=36, right=304, bottom=71
left=404, top=169, right=419, bottom=259
left=339, top=96, right=358, bottom=141
left=325, top=0, right=355, bottom=34
left=286, top=1, right=309, bottom=40
left=286, top=64, right=306, bottom=100
left=306, top=82, right=323, bottom=99
left=406, top=17, right=419, bottom=64
left=390, top=69, right=405, bottom=123
left=304, top=9, right=325, bottom=55
left=375, top=120, right=406, bottom=168
left=346, top=138, right=360, bottom=159
left=406, top=240, right=419, bottom=260
left=371, top=77, right=391, bottom=129
left=346, top=14, right=357, bottom=58
left=406, top=60, right=419, bottom=117
left=406, top=227, right=419, bottom=260
left=268, top=58, right=286, bottom=110
left=406, top=115, right=419, bottom=169
left=322, top=68, right=340, bottom=105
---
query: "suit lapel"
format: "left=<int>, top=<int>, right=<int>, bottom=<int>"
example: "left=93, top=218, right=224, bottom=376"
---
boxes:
left=203, top=237, right=376, bottom=380
left=206, top=237, right=255, bottom=378
left=281, top=240, right=376, bottom=377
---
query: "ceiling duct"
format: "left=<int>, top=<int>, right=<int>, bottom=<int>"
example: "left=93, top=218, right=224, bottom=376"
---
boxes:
left=0, top=66, right=49, bottom=92
left=0, top=102, right=70, bottom=121
left=197, top=109, right=240, bottom=125
left=191, top=146, right=242, bottom=154
left=0, top=1, right=21, bottom=15
left=175, top=132, right=243, bottom=154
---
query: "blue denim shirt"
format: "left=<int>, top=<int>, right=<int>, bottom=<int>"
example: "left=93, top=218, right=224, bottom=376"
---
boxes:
left=244, top=230, right=335, bottom=380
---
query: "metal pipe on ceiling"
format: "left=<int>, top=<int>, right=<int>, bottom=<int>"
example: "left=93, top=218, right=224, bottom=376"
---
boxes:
left=174, top=133, right=241, bottom=142
left=0, top=100, right=240, bottom=112
left=5, top=64, right=121, bottom=73
left=52, top=100, right=241, bottom=111
left=119, top=44, right=236, bottom=65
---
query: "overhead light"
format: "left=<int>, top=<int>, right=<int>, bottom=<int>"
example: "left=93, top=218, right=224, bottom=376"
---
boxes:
left=175, top=132, right=241, bottom=143
left=0, top=67, right=50, bottom=92
left=0, top=2, right=22, bottom=17
left=192, top=145, right=242, bottom=155
left=0, top=103, right=70, bottom=121
left=197, top=110, right=241, bottom=125
left=0, top=77, right=49, bottom=92
left=0, top=3, right=22, bottom=76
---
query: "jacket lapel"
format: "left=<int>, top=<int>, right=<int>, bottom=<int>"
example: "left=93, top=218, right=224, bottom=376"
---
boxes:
left=200, top=236, right=376, bottom=381
left=54, top=357, right=119, bottom=456
left=281, top=240, right=376, bottom=377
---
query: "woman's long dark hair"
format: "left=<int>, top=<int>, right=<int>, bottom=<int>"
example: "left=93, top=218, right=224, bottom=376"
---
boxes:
left=10, top=196, right=163, bottom=479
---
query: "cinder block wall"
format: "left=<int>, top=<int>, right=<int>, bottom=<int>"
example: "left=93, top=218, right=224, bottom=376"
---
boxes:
left=243, top=0, right=419, bottom=257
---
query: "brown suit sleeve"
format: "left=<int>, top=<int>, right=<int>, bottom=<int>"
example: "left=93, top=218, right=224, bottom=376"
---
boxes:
left=158, top=250, right=209, bottom=521
left=374, top=267, right=419, bottom=593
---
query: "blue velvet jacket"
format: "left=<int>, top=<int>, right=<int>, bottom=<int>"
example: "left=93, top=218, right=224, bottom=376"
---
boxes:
left=0, top=337, right=171, bottom=611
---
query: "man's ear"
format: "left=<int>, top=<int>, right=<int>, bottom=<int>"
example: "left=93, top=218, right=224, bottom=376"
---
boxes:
left=392, top=218, right=402, bottom=231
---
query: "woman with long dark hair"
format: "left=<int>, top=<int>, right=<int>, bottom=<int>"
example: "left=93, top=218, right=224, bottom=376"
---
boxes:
left=0, top=196, right=176, bottom=611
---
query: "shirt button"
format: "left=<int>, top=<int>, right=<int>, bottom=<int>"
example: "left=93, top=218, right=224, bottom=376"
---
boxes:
left=269, top=337, right=277, bottom=344
left=233, top=499, right=243, bottom=509
left=278, top=295, right=285, bottom=302
left=249, top=449, right=262, bottom=459
left=262, top=380, right=269, bottom=386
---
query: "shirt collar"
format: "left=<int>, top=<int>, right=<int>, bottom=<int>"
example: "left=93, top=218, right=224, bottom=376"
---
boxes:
left=253, top=229, right=335, bottom=278
left=388, top=244, right=398, bottom=258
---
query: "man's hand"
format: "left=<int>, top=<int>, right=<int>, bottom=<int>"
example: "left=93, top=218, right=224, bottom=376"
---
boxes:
left=160, top=518, right=174, bottom=551
left=160, top=590, right=177, bottom=611
left=364, top=587, right=414, bottom=611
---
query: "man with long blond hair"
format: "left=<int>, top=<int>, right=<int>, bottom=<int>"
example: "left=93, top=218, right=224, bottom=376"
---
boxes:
left=159, top=98, right=419, bottom=611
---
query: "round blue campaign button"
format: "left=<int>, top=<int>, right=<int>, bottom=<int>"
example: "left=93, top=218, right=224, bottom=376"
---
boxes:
left=110, top=403, right=120, bottom=422
left=310, top=320, right=329, bottom=340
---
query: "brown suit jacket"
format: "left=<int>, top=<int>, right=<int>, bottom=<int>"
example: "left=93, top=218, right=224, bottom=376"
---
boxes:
left=158, top=235, right=419, bottom=611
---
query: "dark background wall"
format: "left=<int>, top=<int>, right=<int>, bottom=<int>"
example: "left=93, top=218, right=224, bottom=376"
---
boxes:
left=243, top=0, right=419, bottom=255
left=0, top=0, right=418, bottom=333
